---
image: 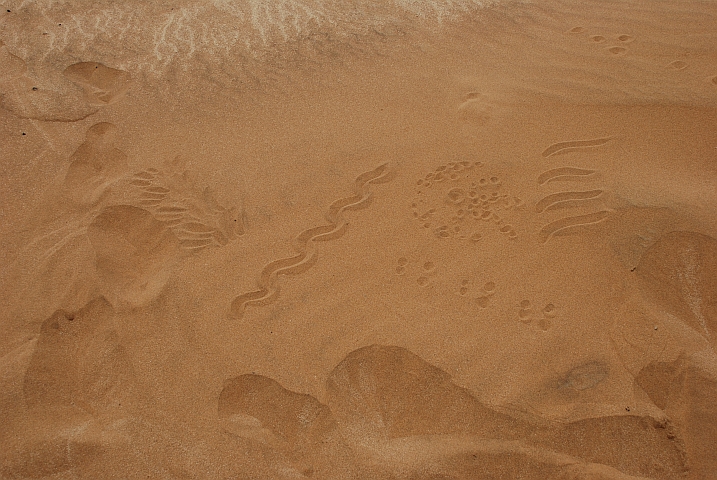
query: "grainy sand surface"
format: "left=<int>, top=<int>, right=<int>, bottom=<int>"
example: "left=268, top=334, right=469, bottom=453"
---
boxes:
left=1, top=0, right=716, bottom=478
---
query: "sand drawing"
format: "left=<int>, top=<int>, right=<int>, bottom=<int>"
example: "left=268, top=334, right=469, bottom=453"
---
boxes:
left=608, top=46, right=627, bottom=55
left=541, top=137, right=613, bottom=157
left=229, top=163, right=392, bottom=320
left=4, top=1, right=717, bottom=477
left=395, top=257, right=434, bottom=288
left=536, top=138, right=612, bottom=244
left=12, top=123, right=243, bottom=311
left=411, top=161, right=523, bottom=242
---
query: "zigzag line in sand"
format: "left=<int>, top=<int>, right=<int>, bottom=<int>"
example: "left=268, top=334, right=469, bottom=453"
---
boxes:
left=228, top=163, right=392, bottom=320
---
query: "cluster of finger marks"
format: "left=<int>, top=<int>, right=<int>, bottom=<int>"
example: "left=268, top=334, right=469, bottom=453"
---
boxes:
left=536, top=138, right=612, bottom=243
left=411, top=161, right=523, bottom=242
left=116, top=165, right=241, bottom=252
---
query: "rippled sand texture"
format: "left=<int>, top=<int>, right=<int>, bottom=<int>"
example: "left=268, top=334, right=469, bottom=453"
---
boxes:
left=1, top=0, right=717, bottom=478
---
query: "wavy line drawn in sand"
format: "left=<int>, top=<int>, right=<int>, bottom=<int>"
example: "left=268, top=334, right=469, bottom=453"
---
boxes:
left=539, top=211, right=611, bottom=244
left=229, top=163, right=392, bottom=320
left=541, top=138, right=612, bottom=157
left=537, top=167, right=597, bottom=185
left=411, top=161, right=523, bottom=242
left=534, top=190, right=603, bottom=213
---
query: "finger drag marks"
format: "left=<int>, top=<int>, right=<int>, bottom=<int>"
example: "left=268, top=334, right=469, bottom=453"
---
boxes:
left=541, top=138, right=612, bottom=157
left=537, top=167, right=597, bottom=185
left=539, top=210, right=611, bottom=244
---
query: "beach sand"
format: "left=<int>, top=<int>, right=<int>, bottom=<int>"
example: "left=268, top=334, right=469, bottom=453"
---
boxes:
left=1, top=0, right=716, bottom=478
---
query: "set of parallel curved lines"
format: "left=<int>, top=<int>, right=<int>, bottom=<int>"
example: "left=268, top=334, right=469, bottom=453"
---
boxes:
left=537, top=138, right=612, bottom=244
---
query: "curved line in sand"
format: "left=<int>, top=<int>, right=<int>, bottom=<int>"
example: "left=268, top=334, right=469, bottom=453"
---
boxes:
left=539, top=210, right=611, bottom=244
left=228, top=163, right=392, bottom=319
left=537, top=167, right=597, bottom=185
left=541, top=137, right=613, bottom=157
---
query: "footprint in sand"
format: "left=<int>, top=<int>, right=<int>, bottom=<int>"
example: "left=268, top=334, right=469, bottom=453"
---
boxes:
left=2, top=297, right=136, bottom=479
left=24, top=297, right=134, bottom=412
left=457, top=92, right=497, bottom=126
left=0, top=41, right=130, bottom=121
left=218, top=374, right=356, bottom=478
left=63, top=62, right=132, bottom=106
left=635, top=231, right=717, bottom=348
left=324, top=345, right=686, bottom=478
left=87, top=205, right=183, bottom=307
left=62, top=122, right=129, bottom=208
left=14, top=123, right=244, bottom=312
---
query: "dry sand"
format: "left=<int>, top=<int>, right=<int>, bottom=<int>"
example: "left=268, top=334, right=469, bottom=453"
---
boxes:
left=1, top=0, right=717, bottom=478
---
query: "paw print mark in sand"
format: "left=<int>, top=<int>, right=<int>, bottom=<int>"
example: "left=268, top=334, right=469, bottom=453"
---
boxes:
left=394, top=256, right=437, bottom=287
left=519, top=301, right=557, bottom=330
left=395, top=257, right=408, bottom=275
left=667, top=60, right=688, bottom=71
left=478, top=281, right=497, bottom=306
